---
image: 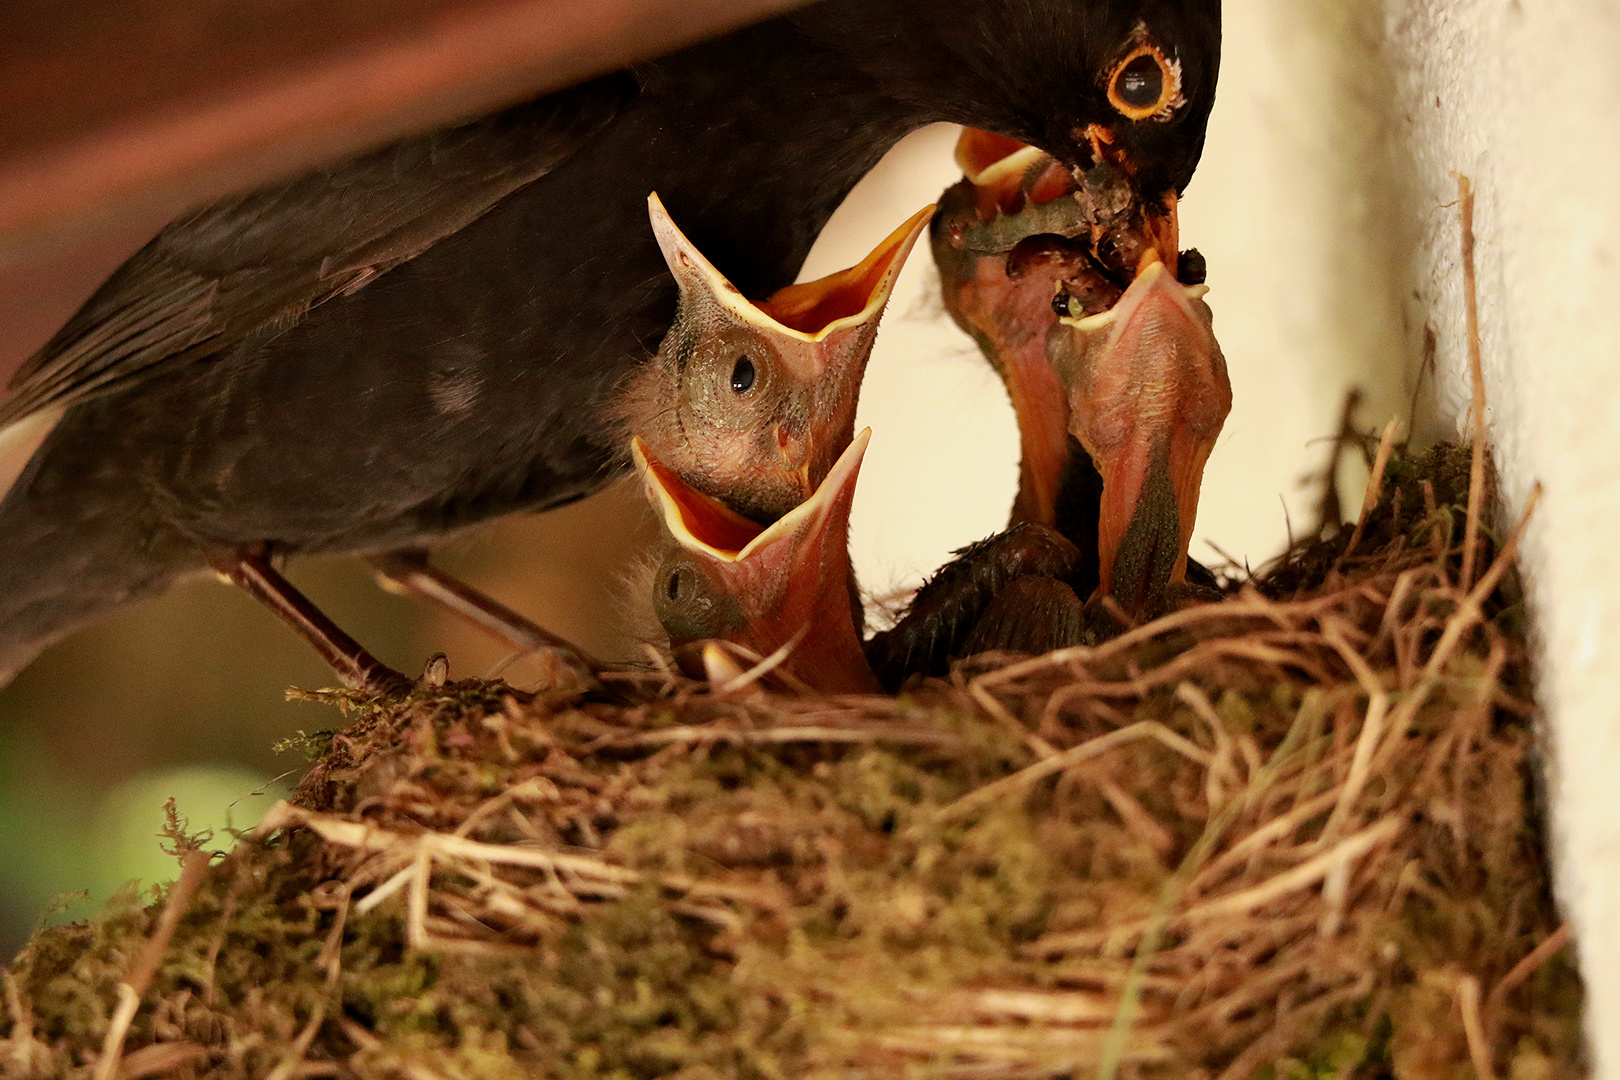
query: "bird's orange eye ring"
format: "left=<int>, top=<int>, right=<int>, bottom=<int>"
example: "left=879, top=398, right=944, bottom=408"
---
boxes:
left=1107, top=41, right=1183, bottom=121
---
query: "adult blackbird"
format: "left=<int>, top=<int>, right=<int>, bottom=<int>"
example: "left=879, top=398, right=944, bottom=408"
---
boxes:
left=0, top=0, right=1220, bottom=689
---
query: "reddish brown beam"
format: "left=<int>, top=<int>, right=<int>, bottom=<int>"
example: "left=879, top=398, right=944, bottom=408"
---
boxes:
left=0, top=0, right=807, bottom=264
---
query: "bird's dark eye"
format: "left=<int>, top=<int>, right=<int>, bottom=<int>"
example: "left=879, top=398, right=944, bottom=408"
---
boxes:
left=1116, top=55, right=1163, bottom=108
left=667, top=571, right=681, bottom=601
left=1107, top=42, right=1179, bottom=121
left=730, top=357, right=756, bottom=393
left=1052, top=287, right=1075, bottom=319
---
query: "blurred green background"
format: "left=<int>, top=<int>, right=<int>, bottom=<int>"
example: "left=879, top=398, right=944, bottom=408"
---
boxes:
left=0, top=485, right=657, bottom=955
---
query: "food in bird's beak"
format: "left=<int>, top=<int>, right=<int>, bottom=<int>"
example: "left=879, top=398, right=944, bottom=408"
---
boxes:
left=635, top=429, right=877, bottom=694
left=945, top=128, right=1188, bottom=284
left=1047, top=253, right=1230, bottom=619
left=934, top=128, right=1205, bottom=537
left=623, top=196, right=931, bottom=523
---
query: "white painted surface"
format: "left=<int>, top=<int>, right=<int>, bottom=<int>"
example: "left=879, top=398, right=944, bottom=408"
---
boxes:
left=1384, top=0, right=1620, bottom=1070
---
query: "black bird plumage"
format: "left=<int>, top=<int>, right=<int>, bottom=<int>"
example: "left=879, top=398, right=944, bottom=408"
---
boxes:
left=865, top=521, right=1087, bottom=689
left=0, top=0, right=1220, bottom=684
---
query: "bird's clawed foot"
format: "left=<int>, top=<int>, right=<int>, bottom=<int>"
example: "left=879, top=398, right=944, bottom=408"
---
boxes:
left=211, top=545, right=600, bottom=698
left=421, top=651, right=451, bottom=687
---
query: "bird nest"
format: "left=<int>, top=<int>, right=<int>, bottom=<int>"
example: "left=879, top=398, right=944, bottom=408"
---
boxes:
left=0, top=440, right=1583, bottom=1080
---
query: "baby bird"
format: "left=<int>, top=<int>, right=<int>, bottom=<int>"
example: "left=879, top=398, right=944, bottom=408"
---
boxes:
left=621, top=194, right=932, bottom=525
left=636, top=430, right=877, bottom=694
left=625, top=198, right=933, bottom=691
left=864, top=520, right=1085, bottom=687
left=931, top=130, right=1122, bottom=534
left=1047, top=250, right=1230, bottom=622
left=871, top=132, right=1225, bottom=684
left=883, top=252, right=1228, bottom=678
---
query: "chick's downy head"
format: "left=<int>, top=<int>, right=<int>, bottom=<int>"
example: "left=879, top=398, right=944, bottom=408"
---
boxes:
left=622, top=193, right=930, bottom=524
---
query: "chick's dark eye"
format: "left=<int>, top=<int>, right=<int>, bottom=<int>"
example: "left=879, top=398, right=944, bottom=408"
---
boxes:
left=1108, top=44, right=1177, bottom=120
left=666, top=571, right=681, bottom=601
left=730, top=357, right=756, bottom=393
left=1052, top=288, right=1074, bottom=318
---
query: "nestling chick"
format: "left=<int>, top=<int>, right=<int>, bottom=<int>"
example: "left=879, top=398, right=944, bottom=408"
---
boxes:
left=865, top=521, right=1083, bottom=688
left=624, top=200, right=934, bottom=692
left=932, top=130, right=1118, bottom=533
left=942, top=128, right=1227, bottom=627
left=871, top=131, right=1225, bottom=685
left=636, top=430, right=877, bottom=694
left=875, top=252, right=1227, bottom=682
left=1048, top=252, right=1230, bottom=621
left=620, top=194, right=932, bottom=525
left=933, top=128, right=1207, bottom=535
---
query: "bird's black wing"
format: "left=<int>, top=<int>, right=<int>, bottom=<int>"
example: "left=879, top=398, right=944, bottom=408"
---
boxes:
left=1, top=73, right=638, bottom=426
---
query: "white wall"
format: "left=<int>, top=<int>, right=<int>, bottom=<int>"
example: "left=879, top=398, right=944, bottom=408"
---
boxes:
left=1385, top=0, right=1620, bottom=1071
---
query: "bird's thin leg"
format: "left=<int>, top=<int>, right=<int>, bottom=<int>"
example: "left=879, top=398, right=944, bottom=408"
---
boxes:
left=211, top=546, right=409, bottom=694
left=366, top=548, right=600, bottom=670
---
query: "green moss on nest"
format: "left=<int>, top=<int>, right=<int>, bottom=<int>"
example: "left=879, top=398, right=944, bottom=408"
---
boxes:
left=0, top=444, right=1583, bottom=1079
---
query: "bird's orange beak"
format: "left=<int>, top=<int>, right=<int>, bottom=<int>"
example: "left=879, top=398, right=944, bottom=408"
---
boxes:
left=1141, top=190, right=1181, bottom=281
left=759, top=206, right=932, bottom=497
left=1075, top=121, right=1185, bottom=282
left=1048, top=253, right=1229, bottom=616
left=634, top=430, right=878, bottom=693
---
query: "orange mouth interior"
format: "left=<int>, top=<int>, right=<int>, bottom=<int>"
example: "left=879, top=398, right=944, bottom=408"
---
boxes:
left=954, top=128, right=1075, bottom=219
left=760, top=208, right=927, bottom=334
left=955, top=129, right=1030, bottom=180
left=648, top=460, right=764, bottom=556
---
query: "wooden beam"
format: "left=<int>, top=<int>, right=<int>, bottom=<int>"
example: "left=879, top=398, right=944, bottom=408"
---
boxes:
left=0, top=0, right=807, bottom=264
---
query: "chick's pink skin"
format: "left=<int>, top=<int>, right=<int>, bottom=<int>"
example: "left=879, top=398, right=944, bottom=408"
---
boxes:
left=937, top=129, right=1223, bottom=619
left=620, top=196, right=930, bottom=524
left=933, top=130, right=1128, bottom=528
left=1050, top=256, right=1229, bottom=613
left=934, top=200, right=1078, bottom=527
left=637, top=430, right=878, bottom=695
